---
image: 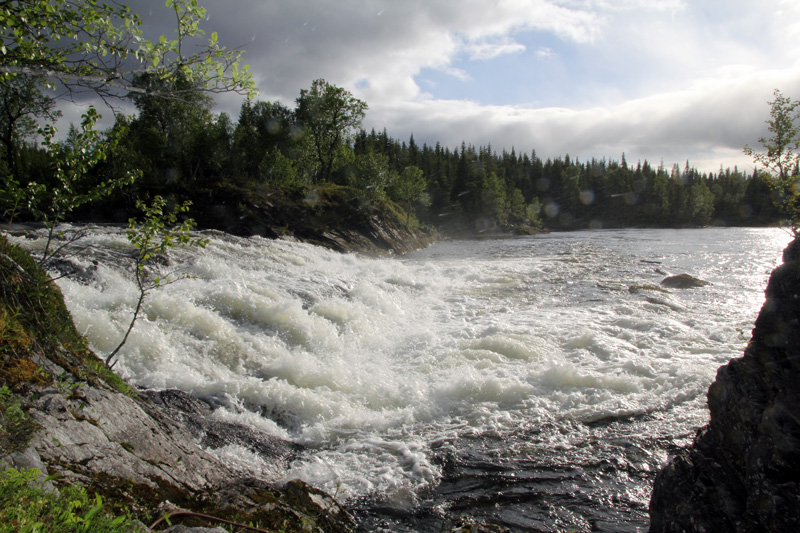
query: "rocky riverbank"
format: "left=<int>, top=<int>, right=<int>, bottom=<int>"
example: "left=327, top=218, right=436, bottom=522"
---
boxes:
left=152, top=182, right=439, bottom=256
left=649, top=236, right=800, bottom=531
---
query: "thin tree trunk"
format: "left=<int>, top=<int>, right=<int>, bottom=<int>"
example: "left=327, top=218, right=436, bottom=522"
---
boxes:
left=105, top=266, right=147, bottom=368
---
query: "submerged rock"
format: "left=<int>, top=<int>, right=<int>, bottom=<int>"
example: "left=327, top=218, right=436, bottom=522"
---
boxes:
left=649, top=237, right=800, bottom=531
left=660, top=273, right=711, bottom=289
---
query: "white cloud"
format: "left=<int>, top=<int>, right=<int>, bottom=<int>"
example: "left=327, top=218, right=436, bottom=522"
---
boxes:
left=365, top=65, right=800, bottom=172
left=464, top=37, right=526, bottom=60
left=537, top=47, right=555, bottom=58
left=183, top=0, right=605, bottom=108
left=442, top=67, right=473, bottom=82
left=560, top=0, right=686, bottom=13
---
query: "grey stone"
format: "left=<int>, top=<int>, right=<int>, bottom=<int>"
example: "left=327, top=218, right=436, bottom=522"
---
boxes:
left=2, top=445, right=58, bottom=494
left=660, top=273, right=711, bottom=288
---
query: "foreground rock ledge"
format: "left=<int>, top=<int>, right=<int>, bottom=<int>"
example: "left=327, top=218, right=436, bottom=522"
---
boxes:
left=649, top=237, right=800, bottom=532
left=7, top=366, right=355, bottom=531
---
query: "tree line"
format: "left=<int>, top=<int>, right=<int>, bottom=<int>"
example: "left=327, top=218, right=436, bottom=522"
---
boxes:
left=2, top=77, right=784, bottom=233
left=0, top=2, right=790, bottom=234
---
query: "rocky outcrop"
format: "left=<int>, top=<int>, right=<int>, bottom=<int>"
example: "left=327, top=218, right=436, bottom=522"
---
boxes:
left=193, top=183, right=436, bottom=255
left=649, top=237, right=800, bottom=532
left=8, top=353, right=354, bottom=531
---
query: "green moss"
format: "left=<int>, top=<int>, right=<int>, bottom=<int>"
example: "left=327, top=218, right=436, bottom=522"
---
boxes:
left=85, top=360, right=135, bottom=397
left=0, top=357, right=51, bottom=390
left=1, top=239, right=83, bottom=348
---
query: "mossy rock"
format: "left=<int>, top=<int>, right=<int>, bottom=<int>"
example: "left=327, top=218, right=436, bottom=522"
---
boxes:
left=0, top=238, right=131, bottom=395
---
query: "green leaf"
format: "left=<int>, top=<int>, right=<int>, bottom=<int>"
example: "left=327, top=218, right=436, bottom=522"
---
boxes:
left=82, top=500, right=104, bottom=524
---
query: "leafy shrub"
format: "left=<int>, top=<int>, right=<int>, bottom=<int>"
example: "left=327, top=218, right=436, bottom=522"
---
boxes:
left=0, top=467, right=138, bottom=532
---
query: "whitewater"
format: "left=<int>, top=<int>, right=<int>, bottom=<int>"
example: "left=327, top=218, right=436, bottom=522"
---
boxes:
left=12, top=226, right=791, bottom=531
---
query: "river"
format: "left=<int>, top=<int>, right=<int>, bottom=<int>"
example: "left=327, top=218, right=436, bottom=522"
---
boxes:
left=12, top=226, right=791, bottom=531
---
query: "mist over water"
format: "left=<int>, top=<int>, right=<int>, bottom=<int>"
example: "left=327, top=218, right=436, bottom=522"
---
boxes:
left=15, top=227, right=790, bottom=531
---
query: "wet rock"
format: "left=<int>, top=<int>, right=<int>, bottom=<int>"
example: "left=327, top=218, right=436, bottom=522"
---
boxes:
left=649, top=237, right=800, bottom=532
left=642, top=295, right=687, bottom=312
left=659, top=273, right=711, bottom=289
left=216, top=478, right=356, bottom=532
left=46, top=257, right=98, bottom=284
left=141, top=389, right=302, bottom=466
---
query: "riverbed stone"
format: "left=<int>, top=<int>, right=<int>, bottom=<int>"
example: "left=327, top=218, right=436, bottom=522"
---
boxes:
left=649, top=236, right=800, bottom=531
left=659, top=273, right=711, bottom=288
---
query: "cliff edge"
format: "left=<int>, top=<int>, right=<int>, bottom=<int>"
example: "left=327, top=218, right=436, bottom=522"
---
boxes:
left=649, top=236, right=800, bottom=531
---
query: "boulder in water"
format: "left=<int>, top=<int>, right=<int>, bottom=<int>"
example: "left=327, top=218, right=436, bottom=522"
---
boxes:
left=659, top=274, right=711, bottom=289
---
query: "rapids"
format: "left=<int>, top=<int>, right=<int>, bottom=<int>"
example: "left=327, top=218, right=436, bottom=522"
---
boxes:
left=11, top=226, right=791, bottom=531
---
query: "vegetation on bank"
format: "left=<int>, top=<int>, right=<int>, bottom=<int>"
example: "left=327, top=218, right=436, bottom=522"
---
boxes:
left=0, top=238, right=137, bottom=528
left=2, top=80, right=787, bottom=235
left=0, top=468, right=136, bottom=533
left=0, top=236, right=131, bottom=395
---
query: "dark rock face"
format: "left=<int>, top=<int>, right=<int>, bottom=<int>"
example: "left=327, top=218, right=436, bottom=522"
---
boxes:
left=649, top=237, right=800, bottom=532
left=141, top=389, right=302, bottom=465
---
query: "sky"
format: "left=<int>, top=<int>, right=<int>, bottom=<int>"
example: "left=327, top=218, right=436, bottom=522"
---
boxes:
left=70, top=0, right=800, bottom=174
